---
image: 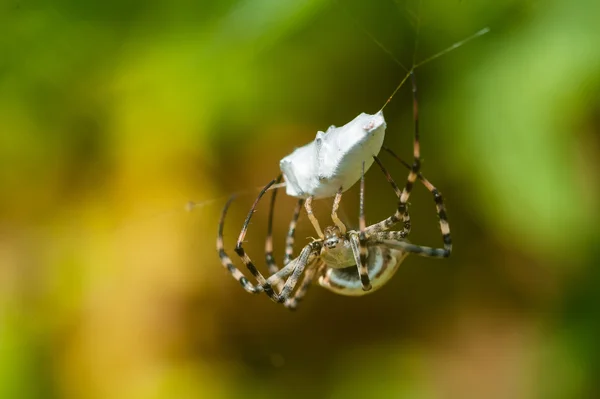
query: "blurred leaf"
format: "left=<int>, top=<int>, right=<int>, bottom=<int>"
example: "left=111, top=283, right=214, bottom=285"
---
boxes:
left=457, top=0, right=600, bottom=263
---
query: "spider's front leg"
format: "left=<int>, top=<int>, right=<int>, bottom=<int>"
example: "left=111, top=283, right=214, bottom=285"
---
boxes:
left=331, top=187, right=347, bottom=234
left=283, top=260, right=323, bottom=310
left=382, top=146, right=452, bottom=257
left=305, top=196, right=324, bottom=238
left=265, top=242, right=321, bottom=303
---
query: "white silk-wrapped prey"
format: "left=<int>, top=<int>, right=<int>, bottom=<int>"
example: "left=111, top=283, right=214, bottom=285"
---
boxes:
left=279, top=111, right=386, bottom=199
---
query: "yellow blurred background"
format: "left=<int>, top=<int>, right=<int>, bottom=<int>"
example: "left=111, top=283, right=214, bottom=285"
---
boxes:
left=1, top=0, right=599, bottom=398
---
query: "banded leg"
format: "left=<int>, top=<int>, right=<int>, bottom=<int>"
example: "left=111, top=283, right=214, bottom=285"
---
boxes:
left=377, top=234, right=450, bottom=258
left=266, top=194, right=304, bottom=292
left=265, top=190, right=304, bottom=291
left=265, top=243, right=321, bottom=303
left=366, top=155, right=411, bottom=238
left=233, top=178, right=281, bottom=302
left=331, top=187, right=347, bottom=234
left=382, top=147, right=452, bottom=256
left=284, top=261, right=322, bottom=310
left=265, top=175, right=283, bottom=275
left=217, top=195, right=263, bottom=294
left=278, top=245, right=318, bottom=301
left=356, top=162, right=372, bottom=291
left=365, top=71, right=422, bottom=234
left=305, top=196, right=324, bottom=238
left=284, top=199, right=304, bottom=266
left=403, top=71, right=422, bottom=204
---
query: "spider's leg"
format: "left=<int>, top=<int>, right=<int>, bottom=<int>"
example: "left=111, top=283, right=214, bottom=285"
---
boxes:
left=364, top=71, right=421, bottom=234
left=233, top=178, right=282, bottom=302
left=280, top=243, right=320, bottom=301
left=254, top=197, right=305, bottom=304
left=265, top=175, right=283, bottom=276
left=284, top=260, right=322, bottom=311
left=305, top=196, right=324, bottom=238
left=331, top=187, right=347, bottom=234
left=354, top=162, right=372, bottom=291
left=284, top=199, right=304, bottom=266
left=265, top=258, right=297, bottom=289
left=402, top=70, right=422, bottom=205
left=266, top=243, right=321, bottom=303
left=382, top=147, right=452, bottom=254
left=378, top=237, right=450, bottom=258
left=365, top=155, right=411, bottom=237
left=217, top=195, right=263, bottom=294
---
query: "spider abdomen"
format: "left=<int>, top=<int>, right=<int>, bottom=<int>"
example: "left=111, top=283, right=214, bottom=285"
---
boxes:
left=318, top=245, right=408, bottom=296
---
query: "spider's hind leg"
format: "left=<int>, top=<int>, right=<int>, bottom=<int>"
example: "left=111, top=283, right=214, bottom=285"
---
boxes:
left=367, top=155, right=411, bottom=238
left=355, top=162, right=372, bottom=291
left=382, top=147, right=452, bottom=257
left=378, top=236, right=450, bottom=258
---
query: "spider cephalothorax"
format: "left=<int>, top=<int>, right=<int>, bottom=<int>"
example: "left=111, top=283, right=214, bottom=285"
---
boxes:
left=216, top=72, right=452, bottom=310
left=320, top=226, right=356, bottom=269
left=323, top=226, right=343, bottom=249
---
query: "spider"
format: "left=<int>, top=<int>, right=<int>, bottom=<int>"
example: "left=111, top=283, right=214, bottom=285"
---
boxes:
left=216, top=72, right=452, bottom=310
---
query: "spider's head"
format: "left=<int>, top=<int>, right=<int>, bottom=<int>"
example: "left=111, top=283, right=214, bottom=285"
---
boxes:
left=323, top=226, right=343, bottom=249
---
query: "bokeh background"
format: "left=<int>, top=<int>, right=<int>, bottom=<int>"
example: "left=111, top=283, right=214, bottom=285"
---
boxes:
left=1, top=0, right=599, bottom=398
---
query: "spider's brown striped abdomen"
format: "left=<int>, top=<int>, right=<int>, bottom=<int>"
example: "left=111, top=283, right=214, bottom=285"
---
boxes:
left=318, top=246, right=408, bottom=296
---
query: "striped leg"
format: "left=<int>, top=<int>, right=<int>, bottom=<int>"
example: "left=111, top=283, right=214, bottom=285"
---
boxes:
left=365, top=71, right=421, bottom=235
left=217, top=195, right=263, bottom=294
left=265, top=175, right=283, bottom=275
left=305, top=196, right=324, bottom=238
left=366, top=155, right=411, bottom=238
left=284, top=199, right=304, bottom=266
left=355, top=162, right=372, bottom=291
left=233, top=178, right=281, bottom=302
left=264, top=186, right=305, bottom=291
left=381, top=147, right=452, bottom=257
left=377, top=235, right=451, bottom=258
left=266, top=243, right=321, bottom=303
left=284, top=261, right=322, bottom=310
left=331, top=187, right=347, bottom=234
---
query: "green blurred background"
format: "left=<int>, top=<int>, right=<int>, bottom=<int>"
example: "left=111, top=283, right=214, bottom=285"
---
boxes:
left=1, top=0, right=599, bottom=398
